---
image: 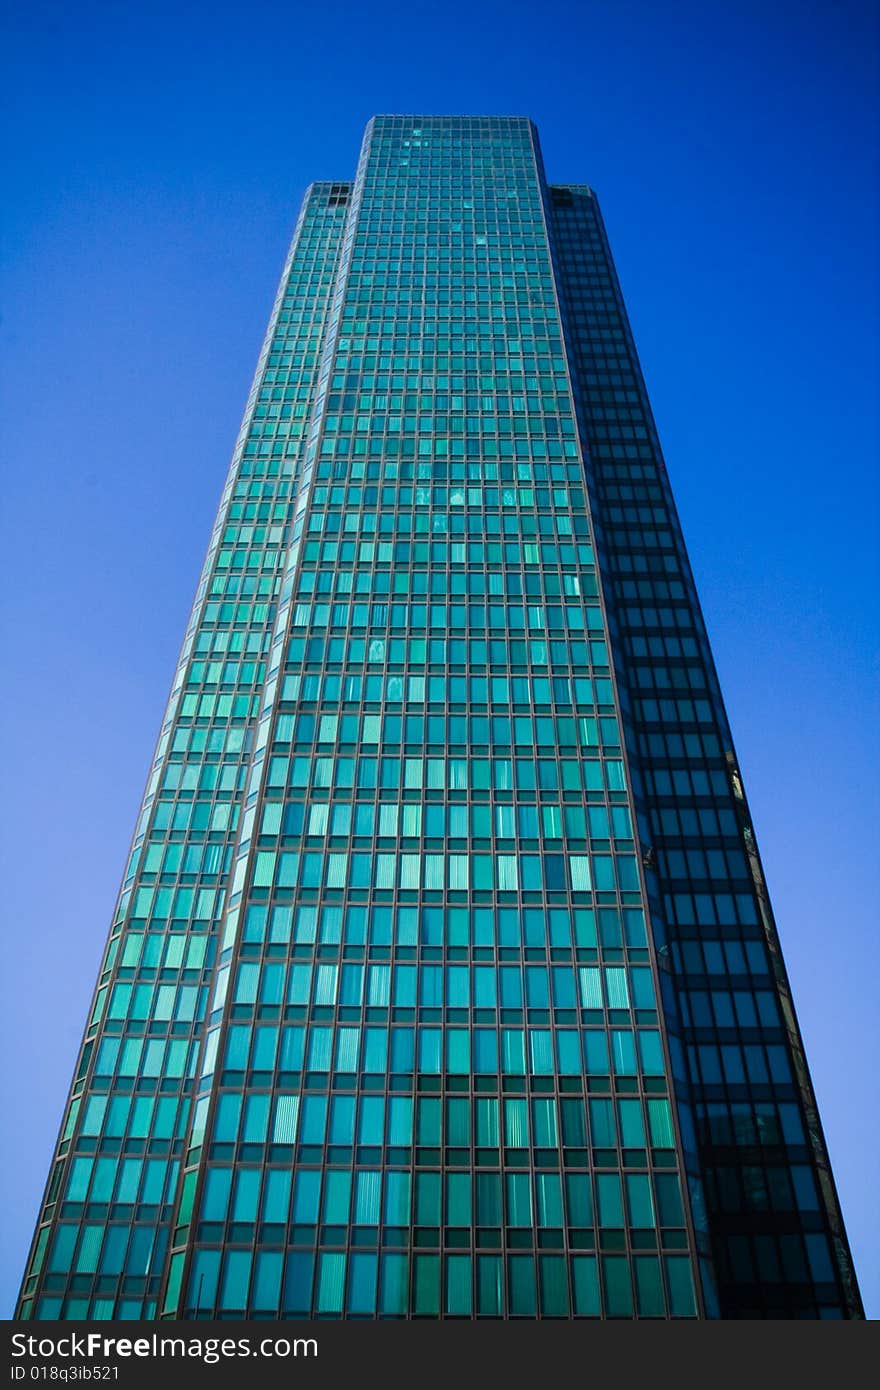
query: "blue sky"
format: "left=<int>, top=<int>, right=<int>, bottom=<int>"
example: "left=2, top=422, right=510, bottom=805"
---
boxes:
left=1, top=0, right=877, bottom=1317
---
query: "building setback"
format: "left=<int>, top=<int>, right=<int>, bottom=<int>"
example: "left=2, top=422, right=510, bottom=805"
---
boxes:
left=18, top=116, right=861, bottom=1321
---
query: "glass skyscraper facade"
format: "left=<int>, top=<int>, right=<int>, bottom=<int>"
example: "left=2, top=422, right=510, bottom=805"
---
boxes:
left=17, top=116, right=861, bottom=1322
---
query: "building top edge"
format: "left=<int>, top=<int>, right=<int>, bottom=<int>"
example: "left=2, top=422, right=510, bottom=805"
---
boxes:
left=366, top=113, right=537, bottom=124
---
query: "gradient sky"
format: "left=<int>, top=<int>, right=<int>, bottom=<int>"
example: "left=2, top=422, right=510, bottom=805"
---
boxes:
left=2, top=0, right=877, bottom=1318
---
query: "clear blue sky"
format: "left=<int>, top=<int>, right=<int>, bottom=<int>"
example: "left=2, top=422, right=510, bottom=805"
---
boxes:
left=2, top=0, right=877, bottom=1318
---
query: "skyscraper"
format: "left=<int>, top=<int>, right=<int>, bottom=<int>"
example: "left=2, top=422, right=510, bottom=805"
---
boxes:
left=17, top=115, right=861, bottom=1321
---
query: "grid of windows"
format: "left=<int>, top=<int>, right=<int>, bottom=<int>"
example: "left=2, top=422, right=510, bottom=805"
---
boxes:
left=164, top=116, right=700, bottom=1320
left=18, top=185, right=349, bottom=1321
left=549, top=183, right=861, bottom=1319
left=17, top=118, right=860, bottom=1323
